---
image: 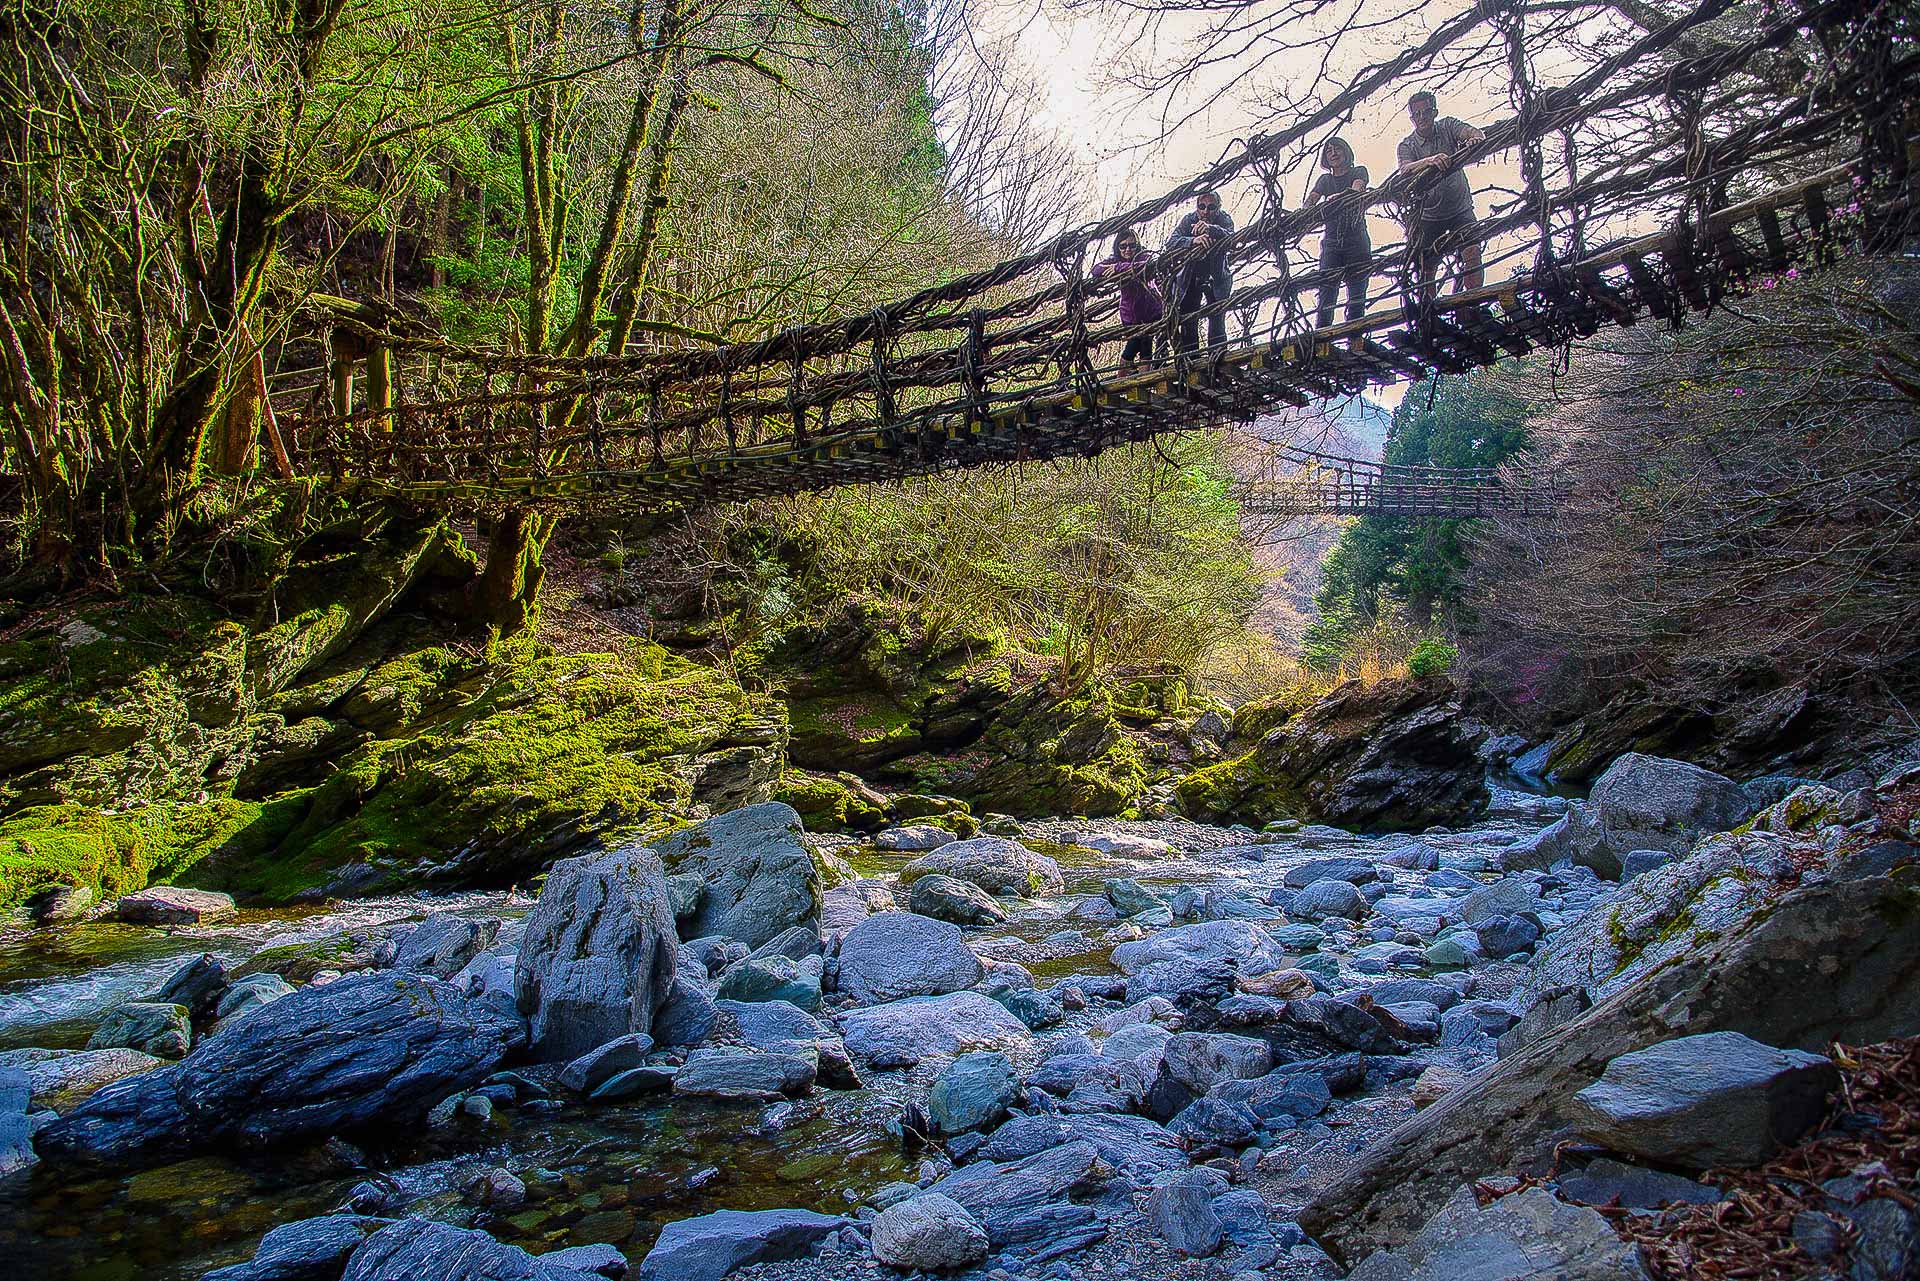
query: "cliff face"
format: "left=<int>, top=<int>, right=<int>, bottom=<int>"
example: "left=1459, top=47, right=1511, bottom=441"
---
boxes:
left=1176, top=675, right=1491, bottom=832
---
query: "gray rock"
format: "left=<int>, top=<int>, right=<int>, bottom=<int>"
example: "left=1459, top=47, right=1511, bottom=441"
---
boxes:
left=1555, top=1157, right=1724, bottom=1209
left=1124, top=957, right=1237, bottom=1007
left=715, top=999, right=832, bottom=1059
left=215, top=973, right=295, bottom=1022
left=1502, top=804, right=1613, bottom=878
left=38, top=974, right=512, bottom=1168
left=590, top=1066, right=677, bottom=1101
left=900, top=836, right=1065, bottom=897
left=1102, top=1021, right=1174, bottom=1065
left=382, top=914, right=502, bottom=979
left=1473, top=914, right=1541, bottom=958
left=1620, top=849, right=1677, bottom=880
left=1212, top=1069, right=1332, bottom=1120
left=1163, top=1033, right=1272, bottom=1093
left=1110, top=920, right=1287, bottom=976
left=1381, top=843, right=1440, bottom=871
left=1289, top=879, right=1367, bottom=922
left=558, top=1034, right=656, bottom=1094
left=908, top=874, right=1008, bottom=927
left=928, top=1141, right=1098, bottom=1244
left=339, top=1217, right=538, bottom=1281
left=869, top=1192, right=989, bottom=1270
left=9, top=1046, right=168, bottom=1114
left=515, top=846, right=679, bottom=1062
left=988, top=985, right=1063, bottom=1029
left=1364, top=979, right=1459, bottom=1011
left=655, top=803, right=821, bottom=949
left=838, top=992, right=1031, bottom=1069
left=1302, top=874, right=1920, bottom=1263
left=202, top=1213, right=395, bottom=1281
left=715, top=955, right=821, bottom=1010
left=1591, top=753, right=1755, bottom=860
left=637, top=1208, right=848, bottom=1281
left=1498, top=986, right=1591, bottom=1060
left=671, top=1048, right=814, bottom=1099
left=156, top=953, right=232, bottom=1021
left=1569, top=1032, right=1837, bottom=1169
left=928, top=1053, right=1017, bottom=1134
left=1168, top=1097, right=1260, bottom=1147
left=1345, top=1185, right=1650, bottom=1281
left=652, top=974, right=718, bottom=1049
left=0, top=1066, right=35, bottom=1179
left=116, top=886, right=236, bottom=925
left=1283, top=857, right=1375, bottom=888
left=666, top=872, right=706, bottom=920
left=1529, top=831, right=1803, bottom=1003
left=87, top=1002, right=192, bottom=1060
left=536, top=1244, right=628, bottom=1279
left=1149, top=1173, right=1225, bottom=1256
left=1104, top=878, right=1168, bottom=917
left=25, top=884, right=94, bottom=927
left=1460, top=878, right=1541, bottom=925
left=874, top=825, right=959, bottom=852
left=833, top=912, right=982, bottom=1005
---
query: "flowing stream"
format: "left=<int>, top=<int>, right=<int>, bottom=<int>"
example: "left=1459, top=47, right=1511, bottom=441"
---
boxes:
left=0, top=788, right=1564, bottom=1280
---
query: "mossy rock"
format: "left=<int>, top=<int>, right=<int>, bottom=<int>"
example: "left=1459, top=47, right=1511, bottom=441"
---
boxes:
left=188, top=640, right=785, bottom=900
left=772, top=769, right=888, bottom=833
left=0, top=796, right=306, bottom=913
left=231, top=930, right=383, bottom=981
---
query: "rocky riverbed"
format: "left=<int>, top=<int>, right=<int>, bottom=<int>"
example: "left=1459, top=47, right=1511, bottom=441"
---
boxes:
left=3, top=755, right=1917, bottom=1281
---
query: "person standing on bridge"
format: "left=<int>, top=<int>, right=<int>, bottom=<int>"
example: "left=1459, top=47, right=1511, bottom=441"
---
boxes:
left=1091, top=230, right=1165, bottom=372
left=1395, top=91, right=1486, bottom=298
left=1305, top=136, right=1372, bottom=330
left=1167, top=188, right=1235, bottom=353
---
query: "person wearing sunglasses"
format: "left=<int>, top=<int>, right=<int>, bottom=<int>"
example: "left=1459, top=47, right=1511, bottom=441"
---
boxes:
left=1167, top=189, right=1235, bottom=353
left=1091, top=231, right=1165, bottom=371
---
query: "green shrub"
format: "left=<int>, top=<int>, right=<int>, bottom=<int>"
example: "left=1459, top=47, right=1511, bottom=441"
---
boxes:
left=1408, top=636, right=1458, bottom=678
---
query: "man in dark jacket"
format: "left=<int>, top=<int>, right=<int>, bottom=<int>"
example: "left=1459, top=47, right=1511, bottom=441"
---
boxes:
left=1167, top=189, right=1234, bottom=352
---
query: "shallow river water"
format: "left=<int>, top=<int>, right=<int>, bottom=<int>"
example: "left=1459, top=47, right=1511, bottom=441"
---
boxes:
left=0, top=799, right=1559, bottom=1280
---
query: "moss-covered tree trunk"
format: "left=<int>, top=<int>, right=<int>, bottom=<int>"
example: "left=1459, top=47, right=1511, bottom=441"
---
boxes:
left=475, top=507, right=554, bottom=636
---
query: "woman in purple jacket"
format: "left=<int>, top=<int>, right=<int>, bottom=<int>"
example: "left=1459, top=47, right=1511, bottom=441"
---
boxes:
left=1091, top=230, right=1165, bottom=371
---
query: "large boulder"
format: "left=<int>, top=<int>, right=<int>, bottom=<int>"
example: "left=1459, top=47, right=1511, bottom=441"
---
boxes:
left=638, top=1208, right=849, bottom=1281
left=515, top=846, right=679, bottom=1062
left=337, top=1217, right=554, bottom=1281
left=1347, top=1186, right=1651, bottom=1281
left=908, top=873, right=1007, bottom=926
left=6, top=1047, right=167, bottom=1113
left=928, top=1140, right=1100, bottom=1243
left=833, top=912, right=983, bottom=1005
left=899, top=836, right=1064, bottom=897
left=1175, top=676, right=1490, bottom=831
left=671, top=1048, right=815, bottom=1100
left=1109, top=920, right=1287, bottom=976
left=928, top=1052, right=1018, bottom=1134
left=379, top=914, right=501, bottom=979
left=653, top=803, right=821, bottom=948
left=1590, top=753, right=1756, bottom=858
left=1301, top=873, right=1920, bottom=1264
left=37, top=973, right=514, bottom=1168
left=1527, top=830, right=1803, bottom=1004
left=203, top=1213, right=394, bottom=1281
left=115, top=886, right=236, bottom=925
left=869, top=1193, right=990, bottom=1271
left=1569, top=1032, right=1837, bottom=1169
left=86, top=1002, right=192, bottom=1060
left=838, top=992, right=1032, bottom=1069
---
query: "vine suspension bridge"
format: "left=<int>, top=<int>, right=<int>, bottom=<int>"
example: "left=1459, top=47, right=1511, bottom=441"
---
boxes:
left=271, top=0, right=1917, bottom=521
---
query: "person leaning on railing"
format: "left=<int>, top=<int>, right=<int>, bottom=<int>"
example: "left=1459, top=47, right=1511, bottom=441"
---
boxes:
left=1396, top=91, right=1487, bottom=298
left=1090, top=230, right=1166, bottom=372
left=1167, top=188, right=1236, bottom=353
left=1305, top=136, right=1373, bottom=330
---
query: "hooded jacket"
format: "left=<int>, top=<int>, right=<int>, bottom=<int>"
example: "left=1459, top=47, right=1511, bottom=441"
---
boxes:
left=1091, top=250, right=1166, bottom=326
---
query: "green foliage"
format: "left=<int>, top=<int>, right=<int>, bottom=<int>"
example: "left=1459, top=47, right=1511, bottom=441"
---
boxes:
left=1408, top=636, right=1458, bottom=678
left=1303, top=371, right=1531, bottom=669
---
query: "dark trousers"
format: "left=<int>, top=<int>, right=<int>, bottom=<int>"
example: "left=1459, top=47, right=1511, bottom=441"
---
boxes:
left=1178, top=270, right=1231, bottom=352
left=1316, top=240, right=1371, bottom=329
left=1121, top=333, right=1154, bottom=363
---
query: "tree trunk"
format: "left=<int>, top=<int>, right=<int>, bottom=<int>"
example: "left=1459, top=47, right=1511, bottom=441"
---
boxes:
left=475, top=506, right=555, bottom=636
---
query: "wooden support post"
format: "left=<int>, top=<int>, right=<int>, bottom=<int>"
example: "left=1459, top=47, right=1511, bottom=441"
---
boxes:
left=366, top=342, right=393, bottom=430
